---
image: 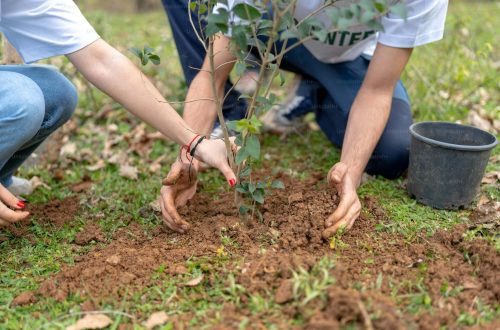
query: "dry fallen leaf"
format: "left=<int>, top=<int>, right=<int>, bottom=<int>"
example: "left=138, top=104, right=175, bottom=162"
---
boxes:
left=482, top=171, right=500, bottom=185
left=87, top=160, right=105, bottom=172
left=29, top=176, right=51, bottom=191
left=468, top=111, right=493, bottom=132
left=60, top=142, right=77, bottom=157
left=119, top=165, right=138, bottom=180
left=66, top=314, right=112, bottom=330
left=477, top=195, right=490, bottom=207
left=149, top=200, right=161, bottom=213
left=184, top=274, right=204, bottom=287
left=107, top=152, right=127, bottom=165
left=143, top=311, right=169, bottom=330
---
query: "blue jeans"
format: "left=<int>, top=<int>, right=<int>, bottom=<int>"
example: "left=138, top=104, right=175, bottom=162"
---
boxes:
left=0, top=65, right=77, bottom=187
left=162, top=1, right=412, bottom=179
left=278, top=53, right=413, bottom=179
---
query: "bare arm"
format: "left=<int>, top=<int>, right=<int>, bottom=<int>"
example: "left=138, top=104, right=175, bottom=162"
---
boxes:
left=67, top=38, right=236, bottom=183
left=183, top=34, right=236, bottom=136
left=341, top=44, right=413, bottom=184
left=67, top=39, right=196, bottom=146
left=324, top=43, right=412, bottom=238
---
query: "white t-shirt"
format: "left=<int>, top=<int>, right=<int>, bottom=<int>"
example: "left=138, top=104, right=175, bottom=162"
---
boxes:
left=217, top=0, right=448, bottom=64
left=0, top=0, right=100, bottom=63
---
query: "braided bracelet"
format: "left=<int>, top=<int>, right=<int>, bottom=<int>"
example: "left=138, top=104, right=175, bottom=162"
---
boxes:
left=189, top=136, right=206, bottom=157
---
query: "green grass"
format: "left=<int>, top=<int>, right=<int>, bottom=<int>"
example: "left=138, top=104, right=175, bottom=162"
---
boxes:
left=0, top=1, right=499, bottom=329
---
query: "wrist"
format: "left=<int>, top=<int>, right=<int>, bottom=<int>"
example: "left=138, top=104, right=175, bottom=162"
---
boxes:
left=339, top=161, right=363, bottom=188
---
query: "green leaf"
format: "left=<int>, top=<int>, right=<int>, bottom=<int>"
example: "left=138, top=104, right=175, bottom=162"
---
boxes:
left=248, top=116, right=262, bottom=134
left=239, top=205, right=250, bottom=215
left=359, top=0, right=375, bottom=10
left=313, top=29, right=328, bottom=42
left=325, top=7, right=339, bottom=25
left=198, top=4, right=207, bottom=15
left=240, top=165, right=252, bottom=177
left=141, top=54, right=149, bottom=66
left=226, top=120, right=238, bottom=132
left=248, top=183, right=256, bottom=194
left=271, top=180, right=285, bottom=189
left=390, top=3, right=408, bottom=19
left=350, top=4, right=361, bottom=19
left=246, top=135, right=260, bottom=160
left=148, top=54, right=161, bottom=65
left=338, top=17, right=353, bottom=30
left=235, top=147, right=247, bottom=165
left=360, top=11, right=376, bottom=25
left=189, top=1, right=197, bottom=12
left=236, top=185, right=248, bottom=193
left=374, top=2, right=386, bottom=13
left=233, top=3, right=261, bottom=21
left=128, top=47, right=142, bottom=58
left=231, top=25, right=248, bottom=50
left=235, top=61, right=247, bottom=76
left=252, top=189, right=265, bottom=204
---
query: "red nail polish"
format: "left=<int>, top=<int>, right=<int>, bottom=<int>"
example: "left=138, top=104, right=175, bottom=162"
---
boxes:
left=229, top=179, right=236, bottom=187
left=17, top=201, right=25, bottom=209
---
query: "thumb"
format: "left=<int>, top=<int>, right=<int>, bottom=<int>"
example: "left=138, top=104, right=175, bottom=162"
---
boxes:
left=162, top=163, right=183, bottom=186
left=328, top=162, right=347, bottom=186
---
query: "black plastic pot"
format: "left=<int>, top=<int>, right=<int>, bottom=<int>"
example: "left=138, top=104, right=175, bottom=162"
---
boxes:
left=408, top=121, right=498, bottom=209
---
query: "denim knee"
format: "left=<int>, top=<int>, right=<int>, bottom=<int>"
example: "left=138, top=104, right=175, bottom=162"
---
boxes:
left=3, top=72, right=45, bottom=141
left=35, top=67, right=77, bottom=131
left=366, top=141, right=410, bottom=179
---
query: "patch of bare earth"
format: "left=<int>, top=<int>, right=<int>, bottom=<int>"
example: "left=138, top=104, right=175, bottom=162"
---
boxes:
left=35, top=174, right=498, bottom=329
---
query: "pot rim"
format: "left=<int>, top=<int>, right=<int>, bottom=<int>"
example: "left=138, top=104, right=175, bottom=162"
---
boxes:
left=409, top=121, right=498, bottom=151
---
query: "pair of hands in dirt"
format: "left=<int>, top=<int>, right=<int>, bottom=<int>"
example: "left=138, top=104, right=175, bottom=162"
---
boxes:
left=160, top=146, right=361, bottom=239
left=0, top=184, right=30, bottom=227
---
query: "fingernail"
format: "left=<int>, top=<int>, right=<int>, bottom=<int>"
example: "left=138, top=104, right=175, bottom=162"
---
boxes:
left=228, top=179, right=236, bottom=187
left=17, top=201, right=25, bottom=209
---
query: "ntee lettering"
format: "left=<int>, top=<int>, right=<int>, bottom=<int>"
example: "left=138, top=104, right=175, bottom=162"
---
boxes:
left=314, top=30, right=376, bottom=47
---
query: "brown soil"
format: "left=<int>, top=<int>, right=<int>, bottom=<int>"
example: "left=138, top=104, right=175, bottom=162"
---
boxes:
left=10, top=291, right=37, bottom=307
left=4, top=196, right=80, bottom=238
left=36, top=174, right=499, bottom=329
left=29, top=195, right=81, bottom=227
left=74, top=224, right=105, bottom=245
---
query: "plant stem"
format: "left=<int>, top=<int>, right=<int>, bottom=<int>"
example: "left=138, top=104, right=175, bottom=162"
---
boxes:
left=208, top=36, right=235, bottom=171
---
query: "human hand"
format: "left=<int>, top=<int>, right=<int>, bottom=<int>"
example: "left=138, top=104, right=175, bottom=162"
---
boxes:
left=160, top=137, right=237, bottom=233
left=322, top=162, right=361, bottom=239
left=192, top=137, right=237, bottom=186
left=160, top=158, right=199, bottom=233
left=0, top=184, right=30, bottom=227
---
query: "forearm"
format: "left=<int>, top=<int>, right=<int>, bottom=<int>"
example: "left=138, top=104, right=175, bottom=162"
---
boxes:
left=183, top=34, right=235, bottom=136
left=340, top=90, right=393, bottom=184
left=183, top=73, right=225, bottom=136
left=67, top=39, right=196, bottom=146
left=340, top=44, right=413, bottom=185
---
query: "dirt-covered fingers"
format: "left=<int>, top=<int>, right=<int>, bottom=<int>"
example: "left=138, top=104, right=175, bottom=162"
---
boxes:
left=159, top=186, right=190, bottom=233
left=0, top=184, right=25, bottom=210
left=322, top=204, right=360, bottom=239
left=323, top=192, right=360, bottom=239
left=0, top=202, right=29, bottom=224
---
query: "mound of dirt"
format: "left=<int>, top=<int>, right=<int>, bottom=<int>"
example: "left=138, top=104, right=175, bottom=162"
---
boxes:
left=5, top=196, right=80, bottom=238
left=10, top=291, right=37, bottom=307
left=36, top=174, right=499, bottom=329
left=29, top=196, right=81, bottom=227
